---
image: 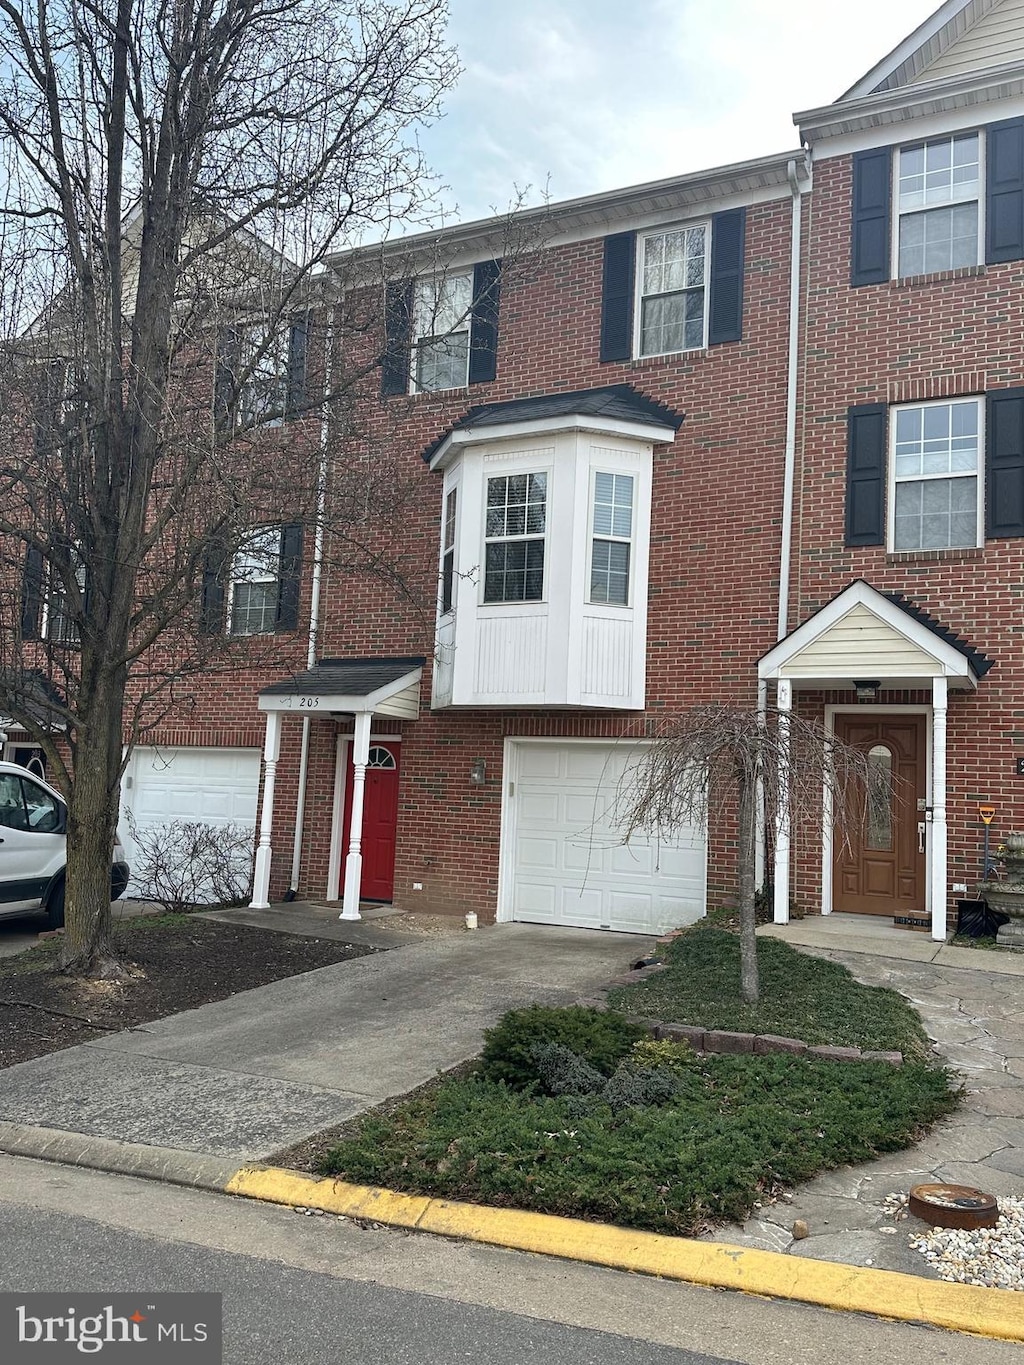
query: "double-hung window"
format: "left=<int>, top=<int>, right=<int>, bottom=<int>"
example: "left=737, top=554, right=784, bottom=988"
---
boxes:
left=228, top=528, right=282, bottom=635
left=440, top=487, right=458, bottom=614
left=638, top=225, right=708, bottom=356
left=413, top=274, right=472, bottom=393
left=896, top=134, right=981, bottom=277
left=483, top=473, right=546, bottom=603
left=891, top=398, right=981, bottom=551
left=590, top=472, right=633, bottom=604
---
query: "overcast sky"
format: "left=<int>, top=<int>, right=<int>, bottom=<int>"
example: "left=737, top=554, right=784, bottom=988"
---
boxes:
left=418, top=0, right=944, bottom=223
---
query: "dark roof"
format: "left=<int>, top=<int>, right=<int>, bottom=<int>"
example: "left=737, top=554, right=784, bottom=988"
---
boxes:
left=0, top=668, right=67, bottom=730
left=421, top=384, right=685, bottom=464
left=883, top=592, right=994, bottom=678
left=259, top=656, right=425, bottom=699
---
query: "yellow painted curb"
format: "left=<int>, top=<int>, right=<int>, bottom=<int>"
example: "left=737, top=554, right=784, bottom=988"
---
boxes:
left=225, top=1165, right=1024, bottom=1342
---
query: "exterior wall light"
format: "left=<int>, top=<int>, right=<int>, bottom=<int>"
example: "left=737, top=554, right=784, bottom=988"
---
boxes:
left=853, top=680, right=880, bottom=703
left=469, top=759, right=486, bottom=786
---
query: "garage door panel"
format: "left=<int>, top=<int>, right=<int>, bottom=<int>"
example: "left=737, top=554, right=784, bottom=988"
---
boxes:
left=510, top=742, right=706, bottom=935
left=121, top=747, right=260, bottom=902
left=519, top=792, right=561, bottom=823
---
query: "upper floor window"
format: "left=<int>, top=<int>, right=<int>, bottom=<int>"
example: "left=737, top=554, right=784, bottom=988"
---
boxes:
left=200, top=523, right=303, bottom=636
left=638, top=226, right=708, bottom=357
left=896, top=134, right=980, bottom=277
left=600, top=208, right=745, bottom=363
left=852, top=119, right=1024, bottom=286
left=590, top=472, right=633, bottom=604
left=890, top=398, right=981, bottom=552
left=483, top=472, right=546, bottom=603
left=229, top=528, right=284, bottom=635
left=440, top=486, right=458, bottom=614
left=413, top=273, right=473, bottom=393
left=20, top=546, right=85, bottom=646
left=216, top=319, right=309, bottom=428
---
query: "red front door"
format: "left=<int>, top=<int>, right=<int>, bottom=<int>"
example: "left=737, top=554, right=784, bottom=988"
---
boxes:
left=342, top=741, right=401, bottom=902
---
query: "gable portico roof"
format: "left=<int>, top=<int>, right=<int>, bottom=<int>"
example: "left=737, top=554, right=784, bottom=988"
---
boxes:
left=259, top=657, right=425, bottom=719
left=758, top=580, right=992, bottom=690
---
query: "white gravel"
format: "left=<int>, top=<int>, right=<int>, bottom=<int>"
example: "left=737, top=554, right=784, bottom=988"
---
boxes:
left=906, top=1196, right=1024, bottom=1291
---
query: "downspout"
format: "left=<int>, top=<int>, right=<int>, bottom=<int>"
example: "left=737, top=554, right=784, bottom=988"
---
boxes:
left=759, top=153, right=808, bottom=899
left=286, top=321, right=332, bottom=898
left=777, top=153, right=808, bottom=641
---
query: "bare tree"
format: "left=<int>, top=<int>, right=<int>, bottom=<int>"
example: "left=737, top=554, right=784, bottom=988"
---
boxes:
left=0, top=0, right=465, bottom=976
left=620, top=706, right=877, bottom=1004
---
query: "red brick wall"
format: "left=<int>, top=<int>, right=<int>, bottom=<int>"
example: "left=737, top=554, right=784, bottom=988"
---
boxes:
left=791, top=151, right=1024, bottom=912
left=294, top=201, right=797, bottom=917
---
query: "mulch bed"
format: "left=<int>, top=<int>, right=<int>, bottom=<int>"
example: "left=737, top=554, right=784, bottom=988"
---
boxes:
left=0, top=918, right=377, bottom=1071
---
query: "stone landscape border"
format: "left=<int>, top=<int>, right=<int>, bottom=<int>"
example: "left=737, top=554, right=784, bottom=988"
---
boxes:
left=582, top=960, right=904, bottom=1067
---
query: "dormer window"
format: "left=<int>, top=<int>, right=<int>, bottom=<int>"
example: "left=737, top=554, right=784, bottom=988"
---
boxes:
left=483, top=473, right=547, bottom=602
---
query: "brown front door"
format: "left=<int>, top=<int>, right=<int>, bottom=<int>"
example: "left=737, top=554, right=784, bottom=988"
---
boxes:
left=833, top=715, right=926, bottom=916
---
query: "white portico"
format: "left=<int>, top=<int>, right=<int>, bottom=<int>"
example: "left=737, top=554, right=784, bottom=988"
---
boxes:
left=758, top=581, right=991, bottom=942
left=251, top=657, right=423, bottom=919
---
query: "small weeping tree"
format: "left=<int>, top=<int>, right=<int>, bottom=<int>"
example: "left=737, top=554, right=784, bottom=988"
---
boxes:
left=620, top=705, right=878, bottom=1005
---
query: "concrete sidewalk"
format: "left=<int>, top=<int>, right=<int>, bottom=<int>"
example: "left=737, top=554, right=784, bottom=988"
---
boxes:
left=0, top=920, right=649, bottom=1159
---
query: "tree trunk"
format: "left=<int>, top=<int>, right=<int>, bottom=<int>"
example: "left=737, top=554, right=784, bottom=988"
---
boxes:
left=58, top=664, right=128, bottom=978
left=737, top=770, right=760, bottom=1005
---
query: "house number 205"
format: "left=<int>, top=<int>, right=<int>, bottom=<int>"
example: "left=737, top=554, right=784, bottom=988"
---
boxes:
left=298, top=696, right=320, bottom=708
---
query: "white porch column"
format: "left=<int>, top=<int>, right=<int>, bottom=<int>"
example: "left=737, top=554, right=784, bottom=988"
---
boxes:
left=250, top=710, right=282, bottom=910
left=773, top=679, right=792, bottom=925
left=755, top=679, right=767, bottom=889
left=930, top=676, right=948, bottom=942
left=340, top=710, right=372, bottom=921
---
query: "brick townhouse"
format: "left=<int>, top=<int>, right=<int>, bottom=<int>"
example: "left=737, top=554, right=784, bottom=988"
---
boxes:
left=23, top=0, right=1024, bottom=943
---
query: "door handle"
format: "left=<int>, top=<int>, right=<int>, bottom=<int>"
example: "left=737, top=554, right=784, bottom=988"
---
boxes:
left=917, top=821, right=926, bottom=855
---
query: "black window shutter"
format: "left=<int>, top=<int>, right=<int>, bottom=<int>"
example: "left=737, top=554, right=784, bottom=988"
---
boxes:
left=380, top=281, right=414, bottom=397
left=276, top=524, right=303, bottom=631
left=214, top=327, right=238, bottom=427
left=850, top=148, right=891, bottom=286
left=986, top=118, right=1024, bottom=265
left=987, top=387, right=1024, bottom=537
left=708, top=208, right=746, bottom=345
left=285, top=318, right=310, bottom=419
left=20, top=546, right=44, bottom=640
left=846, top=403, right=888, bottom=546
left=600, top=232, right=636, bottom=362
left=199, top=543, right=228, bottom=635
left=468, top=260, right=501, bottom=385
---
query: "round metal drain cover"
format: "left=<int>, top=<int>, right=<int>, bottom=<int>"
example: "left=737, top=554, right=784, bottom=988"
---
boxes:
left=908, top=1183, right=999, bottom=1230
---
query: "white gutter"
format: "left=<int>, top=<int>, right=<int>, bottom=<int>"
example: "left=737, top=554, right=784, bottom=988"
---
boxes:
left=777, top=155, right=808, bottom=642
left=288, top=325, right=332, bottom=896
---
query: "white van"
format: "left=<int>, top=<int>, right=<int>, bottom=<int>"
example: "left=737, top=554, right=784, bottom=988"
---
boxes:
left=0, top=760, right=129, bottom=928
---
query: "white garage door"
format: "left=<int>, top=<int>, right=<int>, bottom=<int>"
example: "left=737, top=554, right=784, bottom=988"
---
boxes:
left=121, top=747, right=261, bottom=900
left=507, top=741, right=706, bottom=934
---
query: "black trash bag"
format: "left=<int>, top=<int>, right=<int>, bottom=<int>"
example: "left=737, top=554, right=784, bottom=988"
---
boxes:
left=956, top=899, right=1010, bottom=938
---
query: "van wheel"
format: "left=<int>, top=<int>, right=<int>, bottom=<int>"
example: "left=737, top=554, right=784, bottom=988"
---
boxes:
left=46, top=880, right=65, bottom=930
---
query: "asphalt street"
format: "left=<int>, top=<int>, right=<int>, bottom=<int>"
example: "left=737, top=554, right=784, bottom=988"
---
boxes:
left=0, top=1156, right=1019, bottom=1365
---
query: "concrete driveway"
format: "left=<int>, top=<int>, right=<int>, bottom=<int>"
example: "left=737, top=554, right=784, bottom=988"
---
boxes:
left=0, top=922, right=649, bottom=1160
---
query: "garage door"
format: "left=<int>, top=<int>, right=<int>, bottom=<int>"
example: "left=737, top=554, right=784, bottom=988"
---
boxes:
left=508, top=742, right=706, bottom=934
left=121, top=747, right=261, bottom=900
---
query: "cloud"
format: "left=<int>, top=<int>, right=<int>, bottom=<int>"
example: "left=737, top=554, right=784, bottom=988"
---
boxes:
left=420, top=0, right=940, bottom=221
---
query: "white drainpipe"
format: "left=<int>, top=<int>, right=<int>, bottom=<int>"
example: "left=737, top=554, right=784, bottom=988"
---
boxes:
left=777, top=154, right=809, bottom=642
left=287, top=323, right=333, bottom=897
